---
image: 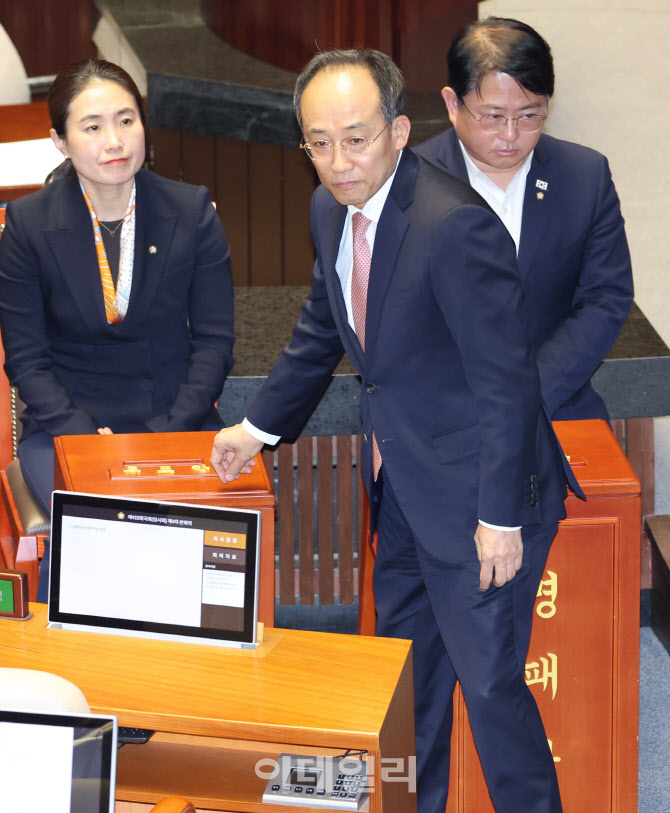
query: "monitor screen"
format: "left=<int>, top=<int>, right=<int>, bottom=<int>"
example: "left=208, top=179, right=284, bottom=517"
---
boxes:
left=48, top=491, right=261, bottom=647
left=0, top=709, right=117, bottom=813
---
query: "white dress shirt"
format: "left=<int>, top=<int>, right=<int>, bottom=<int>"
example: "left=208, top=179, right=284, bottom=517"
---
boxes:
left=458, top=141, right=533, bottom=253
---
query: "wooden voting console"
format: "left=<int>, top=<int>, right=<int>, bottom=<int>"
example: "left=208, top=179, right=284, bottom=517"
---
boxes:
left=0, top=606, right=415, bottom=813
left=360, top=419, right=641, bottom=813
left=53, top=431, right=276, bottom=626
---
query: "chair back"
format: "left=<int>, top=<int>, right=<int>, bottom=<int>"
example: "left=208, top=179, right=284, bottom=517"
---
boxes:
left=0, top=668, right=90, bottom=713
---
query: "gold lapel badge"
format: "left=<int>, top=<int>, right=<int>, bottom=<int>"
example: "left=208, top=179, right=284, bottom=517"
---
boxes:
left=536, top=191, right=545, bottom=200
left=149, top=245, right=158, bottom=254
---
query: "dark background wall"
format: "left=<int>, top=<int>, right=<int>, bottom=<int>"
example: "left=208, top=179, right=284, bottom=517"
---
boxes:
left=0, top=0, right=96, bottom=77
left=201, top=0, right=477, bottom=92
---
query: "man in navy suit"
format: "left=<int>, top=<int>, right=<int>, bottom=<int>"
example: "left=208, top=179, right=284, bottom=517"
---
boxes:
left=414, top=16, right=633, bottom=421
left=211, top=49, right=576, bottom=813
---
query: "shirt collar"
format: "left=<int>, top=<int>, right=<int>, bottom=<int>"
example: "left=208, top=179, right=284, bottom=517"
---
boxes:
left=346, top=150, right=403, bottom=224
left=458, top=140, right=534, bottom=192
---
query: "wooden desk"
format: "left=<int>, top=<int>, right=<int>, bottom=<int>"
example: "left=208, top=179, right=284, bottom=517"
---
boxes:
left=0, top=606, right=415, bottom=813
left=53, top=431, right=277, bottom=626
left=0, top=100, right=50, bottom=200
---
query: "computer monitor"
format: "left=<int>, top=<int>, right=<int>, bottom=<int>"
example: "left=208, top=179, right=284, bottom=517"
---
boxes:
left=47, top=491, right=261, bottom=648
left=0, top=709, right=117, bottom=813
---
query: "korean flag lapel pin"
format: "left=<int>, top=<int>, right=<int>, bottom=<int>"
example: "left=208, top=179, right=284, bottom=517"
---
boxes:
left=535, top=179, right=548, bottom=200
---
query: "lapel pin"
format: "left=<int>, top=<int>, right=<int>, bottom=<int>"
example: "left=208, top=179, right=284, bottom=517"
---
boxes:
left=535, top=179, right=548, bottom=190
left=149, top=245, right=157, bottom=254
left=536, top=191, right=545, bottom=200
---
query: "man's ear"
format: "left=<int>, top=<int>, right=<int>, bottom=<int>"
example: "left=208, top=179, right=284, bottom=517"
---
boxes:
left=441, top=87, right=460, bottom=124
left=392, top=115, right=411, bottom=150
left=50, top=128, right=69, bottom=158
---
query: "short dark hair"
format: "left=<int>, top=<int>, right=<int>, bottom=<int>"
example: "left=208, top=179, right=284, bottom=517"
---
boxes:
left=293, top=49, right=405, bottom=131
left=448, top=17, right=554, bottom=102
left=48, top=58, right=146, bottom=137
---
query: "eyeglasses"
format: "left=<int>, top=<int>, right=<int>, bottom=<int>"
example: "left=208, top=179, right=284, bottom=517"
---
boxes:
left=461, top=102, right=547, bottom=134
left=300, top=124, right=391, bottom=161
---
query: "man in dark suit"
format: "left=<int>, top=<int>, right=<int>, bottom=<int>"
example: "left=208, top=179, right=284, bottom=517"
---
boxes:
left=211, top=49, right=575, bottom=813
left=414, top=16, right=633, bottom=421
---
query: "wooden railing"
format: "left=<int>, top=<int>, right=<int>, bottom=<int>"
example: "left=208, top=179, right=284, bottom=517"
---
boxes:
left=263, top=435, right=364, bottom=607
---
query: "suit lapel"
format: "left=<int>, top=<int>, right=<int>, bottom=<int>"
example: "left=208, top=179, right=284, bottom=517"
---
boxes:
left=517, top=136, right=552, bottom=280
left=364, top=151, right=414, bottom=361
left=43, top=170, right=177, bottom=333
left=118, top=170, right=177, bottom=330
left=44, top=175, right=109, bottom=332
left=435, top=128, right=469, bottom=184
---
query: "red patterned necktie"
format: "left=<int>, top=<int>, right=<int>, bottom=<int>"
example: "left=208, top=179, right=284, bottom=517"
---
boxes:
left=351, top=212, right=382, bottom=479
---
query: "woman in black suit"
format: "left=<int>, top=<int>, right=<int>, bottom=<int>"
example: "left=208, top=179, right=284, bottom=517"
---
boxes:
left=0, top=59, right=234, bottom=597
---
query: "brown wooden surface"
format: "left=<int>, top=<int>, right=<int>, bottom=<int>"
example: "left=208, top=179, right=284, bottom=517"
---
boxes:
left=0, top=101, right=50, bottom=143
left=0, top=0, right=95, bottom=77
left=200, top=0, right=477, bottom=91
left=281, top=149, right=318, bottom=285
left=1, top=607, right=415, bottom=813
left=393, top=1, right=479, bottom=93
left=182, top=130, right=217, bottom=200
left=52, top=431, right=276, bottom=627
left=117, top=797, right=196, bottom=813
left=274, top=443, right=296, bottom=606
left=623, top=417, right=655, bottom=588
left=0, top=101, right=50, bottom=202
left=317, top=436, right=335, bottom=604
left=149, top=129, right=317, bottom=286
left=337, top=435, right=355, bottom=603
left=359, top=419, right=641, bottom=812
left=648, top=514, right=670, bottom=655
left=249, top=143, right=283, bottom=286
left=263, top=436, right=362, bottom=607
left=296, top=437, right=315, bottom=604
left=201, top=0, right=393, bottom=75
left=214, top=137, right=250, bottom=287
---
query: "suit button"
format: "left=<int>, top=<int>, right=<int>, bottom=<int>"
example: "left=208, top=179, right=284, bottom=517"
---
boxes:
left=366, top=384, right=376, bottom=394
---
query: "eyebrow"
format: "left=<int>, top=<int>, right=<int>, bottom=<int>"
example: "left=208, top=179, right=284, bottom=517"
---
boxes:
left=307, top=121, right=371, bottom=135
left=77, top=107, right=136, bottom=124
left=478, top=101, right=544, bottom=112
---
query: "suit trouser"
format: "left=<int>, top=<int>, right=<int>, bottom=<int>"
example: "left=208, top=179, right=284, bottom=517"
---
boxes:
left=18, top=431, right=55, bottom=603
left=372, top=468, right=562, bottom=813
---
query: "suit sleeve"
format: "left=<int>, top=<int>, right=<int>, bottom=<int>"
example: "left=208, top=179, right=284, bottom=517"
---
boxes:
left=0, top=202, right=99, bottom=436
left=246, top=258, right=346, bottom=438
left=145, top=187, right=235, bottom=432
left=430, top=204, right=542, bottom=527
left=536, top=156, right=633, bottom=416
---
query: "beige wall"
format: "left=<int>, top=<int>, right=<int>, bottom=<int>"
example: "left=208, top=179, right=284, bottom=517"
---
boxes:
left=480, top=0, right=670, bottom=513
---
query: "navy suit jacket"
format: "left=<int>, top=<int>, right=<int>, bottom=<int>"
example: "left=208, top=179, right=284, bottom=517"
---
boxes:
left=248, top=150, right=571, bottom=562
left=0, top=168, right=234, bottom=440
left=413, top=129, right=633, bottom=420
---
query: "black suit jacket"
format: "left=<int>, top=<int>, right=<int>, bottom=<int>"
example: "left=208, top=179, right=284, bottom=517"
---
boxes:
left=248, top=150, right=573, bottom=561
left=0, top=168, right=234, bottom=440
left=414, top=129, right=633, bottom=420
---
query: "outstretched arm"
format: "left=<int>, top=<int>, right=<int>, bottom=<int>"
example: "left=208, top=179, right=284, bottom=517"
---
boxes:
left=211, top=423, right=262, bottom=482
